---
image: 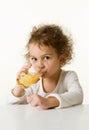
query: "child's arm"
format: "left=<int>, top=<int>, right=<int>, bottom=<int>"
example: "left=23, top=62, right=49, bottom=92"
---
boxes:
left=46, top=71, right=83, bottom=108
left=7, top=64, right=31, bottom=104
left=7, top=85, right=26, bottom=104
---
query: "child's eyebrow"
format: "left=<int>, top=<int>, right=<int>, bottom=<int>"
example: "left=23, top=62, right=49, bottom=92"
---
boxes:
left=30, top=53, right=53, bottom=56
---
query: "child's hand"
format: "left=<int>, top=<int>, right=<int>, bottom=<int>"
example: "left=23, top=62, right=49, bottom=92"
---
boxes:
left=17, top=72, right=41, bottom=89
left=26, top=94, right=49, bottom=109
left=17, top=64, right=32, bottom=76
left=16, top=64, right=32, bottom=89
left=26, top=94, right=59, bottom=109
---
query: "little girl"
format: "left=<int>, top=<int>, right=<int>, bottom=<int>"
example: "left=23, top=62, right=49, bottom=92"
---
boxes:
left=8, top=24, right=83, bottom=109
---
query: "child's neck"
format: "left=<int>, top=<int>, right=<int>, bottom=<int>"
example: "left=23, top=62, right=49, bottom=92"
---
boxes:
left=42, top=70, right=61, bottom=93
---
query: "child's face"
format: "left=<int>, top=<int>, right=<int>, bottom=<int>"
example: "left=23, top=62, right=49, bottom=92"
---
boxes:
left=29, top=43, right=62, bottom=78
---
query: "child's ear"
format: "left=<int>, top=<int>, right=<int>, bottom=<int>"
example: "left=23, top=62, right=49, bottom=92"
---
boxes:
left=59, top=54, right=66, bottom=66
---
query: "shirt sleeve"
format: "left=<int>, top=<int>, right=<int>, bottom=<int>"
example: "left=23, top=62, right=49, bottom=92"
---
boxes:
left=46, top=71, right=83, bottom=108
left=7, top=83, right=39, bottom=104
left=7, top=89, right=27, bottom=104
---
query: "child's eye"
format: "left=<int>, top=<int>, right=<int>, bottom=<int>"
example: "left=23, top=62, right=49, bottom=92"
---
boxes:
left=44, top=56, right=50, bottom=60
left=30, top=57, right=37, bottom=62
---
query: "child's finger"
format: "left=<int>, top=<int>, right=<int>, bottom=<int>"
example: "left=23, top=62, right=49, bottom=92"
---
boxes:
left=17, top=64, right=32, bottom=76
left=26, top=96, right=32, bottom=103
left=21, top=64, right=32, bottom=71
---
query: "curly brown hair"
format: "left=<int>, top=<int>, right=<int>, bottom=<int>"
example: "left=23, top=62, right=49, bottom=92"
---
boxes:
left=25, top=24, right=74, bottom=66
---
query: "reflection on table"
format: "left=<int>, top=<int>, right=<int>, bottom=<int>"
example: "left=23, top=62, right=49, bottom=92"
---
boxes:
left=0, top=104, right=89, bottom=130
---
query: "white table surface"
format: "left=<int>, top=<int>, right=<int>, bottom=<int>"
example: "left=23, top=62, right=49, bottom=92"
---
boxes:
left=0, top=104, right=89, bottom=130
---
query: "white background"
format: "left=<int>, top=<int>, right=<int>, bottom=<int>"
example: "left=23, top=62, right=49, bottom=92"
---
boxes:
left=0, top=0, right=89, bottom=105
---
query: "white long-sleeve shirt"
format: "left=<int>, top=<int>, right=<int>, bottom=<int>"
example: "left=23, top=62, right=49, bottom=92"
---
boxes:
left=8, top=70, right=83, bottom=108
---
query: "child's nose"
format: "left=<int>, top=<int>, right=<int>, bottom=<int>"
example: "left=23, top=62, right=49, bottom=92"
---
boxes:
left=37, top=60, right=44, bottom=69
